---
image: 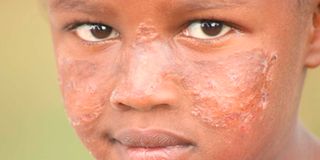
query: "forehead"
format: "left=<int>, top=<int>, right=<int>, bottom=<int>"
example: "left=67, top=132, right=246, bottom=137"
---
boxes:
left=48, top=0, right=302, bottom=18
left=48, top=1, right=290, bottom=20
left=50, top=0, right=248, bottom=7
left=48, top=0, right=250, bottom=13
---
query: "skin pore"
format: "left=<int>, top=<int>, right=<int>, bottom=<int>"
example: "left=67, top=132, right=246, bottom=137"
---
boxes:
left=48, top=0, right=320, bottom=160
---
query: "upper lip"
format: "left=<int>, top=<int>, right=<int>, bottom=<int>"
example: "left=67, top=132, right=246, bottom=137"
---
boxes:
left=112, top=129, right=194, bottom=148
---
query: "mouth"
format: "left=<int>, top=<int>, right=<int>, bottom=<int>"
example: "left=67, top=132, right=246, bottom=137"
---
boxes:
left=111, top=129, right=195, bottom=160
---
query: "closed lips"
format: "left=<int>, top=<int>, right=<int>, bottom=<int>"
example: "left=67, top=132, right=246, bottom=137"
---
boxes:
left=112, top=129, right=195, bottom=148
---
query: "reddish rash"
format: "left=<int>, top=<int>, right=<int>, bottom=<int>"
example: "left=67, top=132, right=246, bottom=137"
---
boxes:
left=135, top=20, right=159, bottom=44
left=57, top=54, right=107, bottom=128
left=58, top=44, right=277, bottom=134
left=181, top=49, right=278, bottom=129
left=58, top=40, right=171, bottom=129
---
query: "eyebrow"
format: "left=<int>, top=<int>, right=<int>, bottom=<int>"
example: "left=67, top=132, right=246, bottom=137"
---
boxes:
left=175, top=0, right=247, bottom=11
left=50, top=0, right=114, bottom=15
left=51, top=0, right=85, bottom=10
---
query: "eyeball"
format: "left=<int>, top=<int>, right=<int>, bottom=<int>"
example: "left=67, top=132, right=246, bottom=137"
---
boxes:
left=184, top=20, right=232, bottom=39
left=75, top=24, right=119, bottom=42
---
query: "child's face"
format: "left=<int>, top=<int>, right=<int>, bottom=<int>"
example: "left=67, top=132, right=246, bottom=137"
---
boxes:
left=49, top=0, right=312, bottom=159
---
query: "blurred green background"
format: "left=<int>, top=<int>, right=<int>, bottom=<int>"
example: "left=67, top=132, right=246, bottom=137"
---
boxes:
left=0, top=1, right=319, bottom=160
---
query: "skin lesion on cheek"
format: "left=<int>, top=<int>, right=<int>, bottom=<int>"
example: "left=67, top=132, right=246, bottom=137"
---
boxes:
left=65, top=92, right=105, bottom=128
left=185, top=49, right=278, bottom=129
left=58, top=56, right=99, bottom=83
left=57, top=56, right=108, bottom=128
left=67, top=101, right=105, bottom=127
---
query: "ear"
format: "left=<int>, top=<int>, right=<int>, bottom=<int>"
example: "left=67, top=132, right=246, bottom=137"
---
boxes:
left=306, top=2, right=320, bottom=68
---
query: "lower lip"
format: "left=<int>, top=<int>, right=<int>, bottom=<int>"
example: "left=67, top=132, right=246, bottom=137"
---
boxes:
left=117, top=144, right=193, bottom=160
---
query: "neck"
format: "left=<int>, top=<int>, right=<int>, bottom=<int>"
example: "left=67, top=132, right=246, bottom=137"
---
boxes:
left=276, top=122, right=320, bottom=160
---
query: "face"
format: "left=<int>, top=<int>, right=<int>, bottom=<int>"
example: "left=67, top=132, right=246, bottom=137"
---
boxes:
left=48, top=0, right=312, bottom=159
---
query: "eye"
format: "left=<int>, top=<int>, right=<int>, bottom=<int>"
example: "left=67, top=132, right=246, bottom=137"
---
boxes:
left=184, top=20, right=232, bottom=39
left=74, top=23, right=119, bottom=42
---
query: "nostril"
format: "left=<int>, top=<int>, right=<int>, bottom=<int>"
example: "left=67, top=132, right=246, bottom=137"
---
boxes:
left=110, top=83, right=178, bottom=112
left=112, top=102, right=132, bottom=111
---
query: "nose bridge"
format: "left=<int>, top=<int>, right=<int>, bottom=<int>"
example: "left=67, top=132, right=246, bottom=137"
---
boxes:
left=110, top=41, right=175, bottom=111
left=128, top=19, right=167, bottom=90
left=128, top=42, right=168, bottom=92
left=123, top=20, right=166, bottom=90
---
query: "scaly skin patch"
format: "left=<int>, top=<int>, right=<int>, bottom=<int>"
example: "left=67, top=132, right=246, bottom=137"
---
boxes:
left=183, top=49, right=277, bottom=129
left=57, top=54, right=109, bottom=128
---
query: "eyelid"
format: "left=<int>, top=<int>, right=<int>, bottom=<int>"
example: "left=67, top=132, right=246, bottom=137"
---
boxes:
left=189, top=19, right=240, bottom=31
left=64, top=21, right=108, bottom=31
left=62, top=20, right=121, bottom=47
left=180, top=20, right=233, bottom=42
left=184, top=14, right=248, bottom=34
left=174, top=18, right=245, bottom=50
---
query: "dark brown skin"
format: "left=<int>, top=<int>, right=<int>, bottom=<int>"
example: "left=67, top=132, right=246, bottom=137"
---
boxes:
left=48, top=0, right=320, bottom=159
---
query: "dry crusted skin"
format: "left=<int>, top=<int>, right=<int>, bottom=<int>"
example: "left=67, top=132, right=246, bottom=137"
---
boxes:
left=56, top=17, right=277, bottom=133
left=57, top=44, right=277, bottom=160
left=187, top=49, right=277, bottom=129
left=58, top=45, right=277, bottom=128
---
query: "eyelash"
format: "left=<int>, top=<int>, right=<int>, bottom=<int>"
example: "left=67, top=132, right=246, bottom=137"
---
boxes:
left=63, top=20, right=119, bottom=46
left=64, top=21, right=104, bottom=31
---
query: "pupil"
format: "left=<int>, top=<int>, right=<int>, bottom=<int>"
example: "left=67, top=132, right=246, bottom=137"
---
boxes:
left=200, top=21, right=223, bottom=36
left=91, top=25, right=112, bottom=39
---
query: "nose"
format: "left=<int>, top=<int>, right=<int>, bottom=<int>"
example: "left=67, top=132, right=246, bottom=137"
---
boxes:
left=110, top=84, right=178, bottom=111
left=110, top=44, right=179, bottom=112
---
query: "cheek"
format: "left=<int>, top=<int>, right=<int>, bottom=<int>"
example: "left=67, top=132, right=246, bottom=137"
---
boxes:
left=57, top=55, right=112, bottom=129
left=181, top=49, right=277, bottom=129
